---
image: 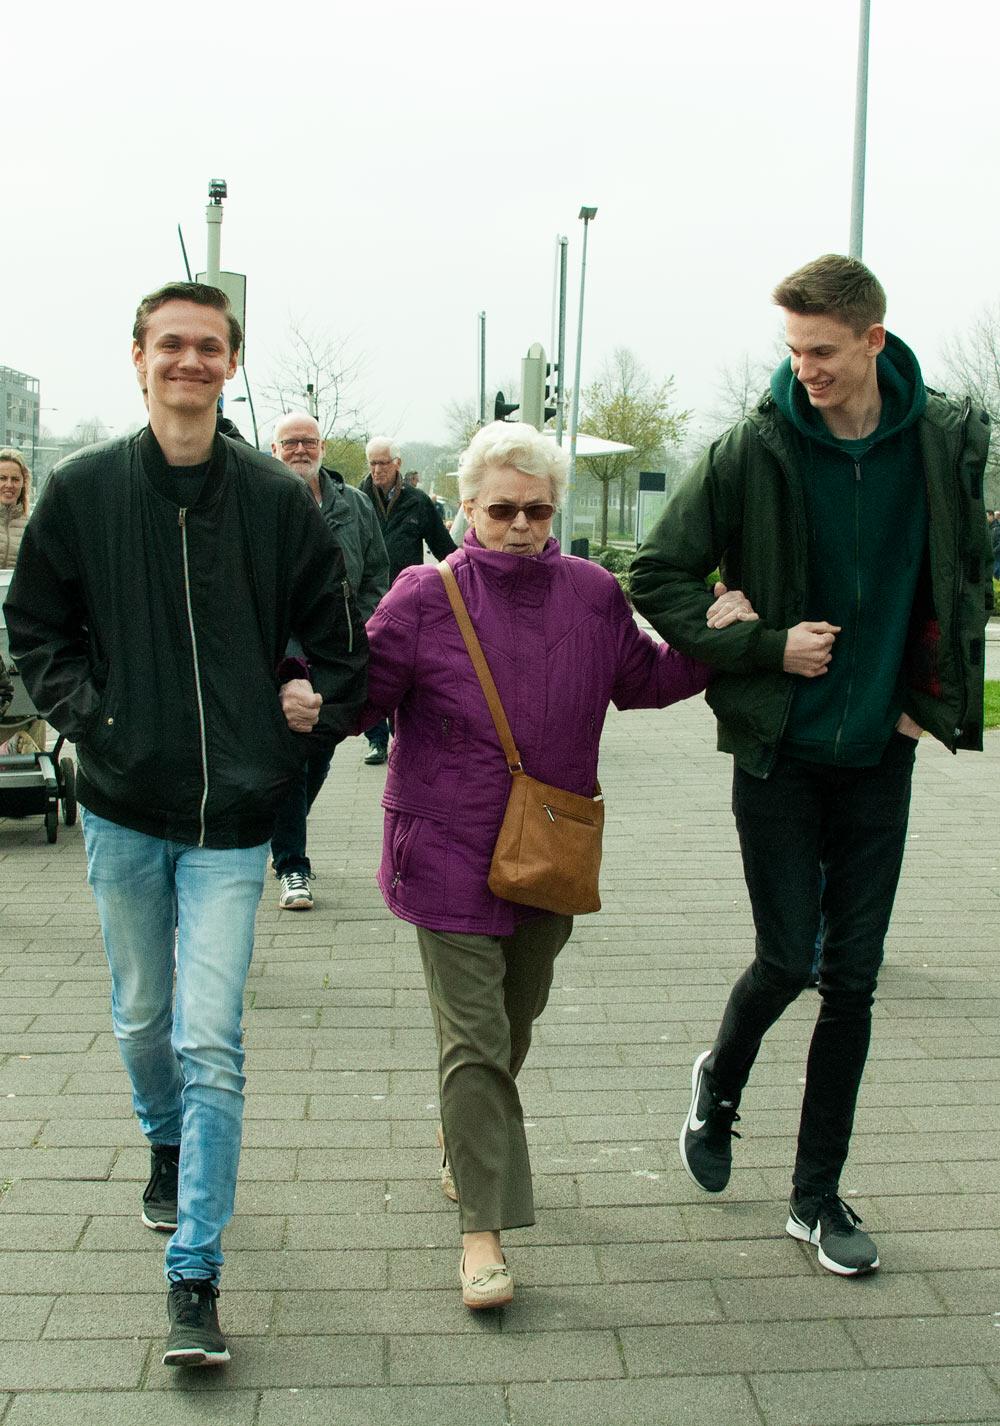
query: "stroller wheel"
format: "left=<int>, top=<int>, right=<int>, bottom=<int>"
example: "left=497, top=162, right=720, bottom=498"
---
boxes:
left=60, top=758, right=77, bottom=826
left=45, top=805, right=58, bottom=844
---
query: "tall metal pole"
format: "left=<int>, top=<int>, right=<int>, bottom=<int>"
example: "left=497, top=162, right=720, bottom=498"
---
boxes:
left=849, top=0, right=871, bottom=259
left=563, top=208, right=597, bottom=552
left=554, top=236, right=569, bottom=446
left=478, top=312, right=487, bottom=427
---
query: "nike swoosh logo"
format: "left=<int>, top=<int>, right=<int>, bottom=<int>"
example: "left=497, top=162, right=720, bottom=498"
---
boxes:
left=689, top=1110, right=706, bottom=1132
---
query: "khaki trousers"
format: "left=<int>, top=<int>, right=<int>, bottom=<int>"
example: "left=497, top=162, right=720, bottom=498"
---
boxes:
left=416, top=913, right=573, bottom=1234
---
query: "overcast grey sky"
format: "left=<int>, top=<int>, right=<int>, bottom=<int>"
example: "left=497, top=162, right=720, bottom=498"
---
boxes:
left=6, top=0, right=998, bottom=450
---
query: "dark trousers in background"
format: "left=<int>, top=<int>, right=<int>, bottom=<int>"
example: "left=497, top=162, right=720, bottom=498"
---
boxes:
left=364, top=718, right=391, bottom=752
left=270, top=746, right=334, bottom=878
left=707, top=733, right=916, bottom=1197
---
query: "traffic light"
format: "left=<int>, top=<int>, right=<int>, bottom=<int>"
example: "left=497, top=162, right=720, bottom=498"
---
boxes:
left=544, top=361, right=557, bottom=424
left=494, top=390, right=519, bottom=422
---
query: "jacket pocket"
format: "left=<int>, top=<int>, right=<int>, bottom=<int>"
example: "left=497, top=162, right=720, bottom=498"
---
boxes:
left=389, top=812, right=422, bottom=890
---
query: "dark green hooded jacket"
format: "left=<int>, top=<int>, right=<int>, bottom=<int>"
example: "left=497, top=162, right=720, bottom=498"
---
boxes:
left=772, top=335, right=928, bottom=765
left=630, top=343, right=993, bottom=777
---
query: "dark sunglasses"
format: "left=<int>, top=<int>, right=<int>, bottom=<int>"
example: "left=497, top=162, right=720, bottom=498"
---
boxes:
left=480, top=501, right=555, bottom=524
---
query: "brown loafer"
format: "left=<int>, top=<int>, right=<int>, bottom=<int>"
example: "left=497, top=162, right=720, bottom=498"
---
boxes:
left=435, top=1125, right=459, bottom=1203
left=460, top=1253, right=513, bottom=1310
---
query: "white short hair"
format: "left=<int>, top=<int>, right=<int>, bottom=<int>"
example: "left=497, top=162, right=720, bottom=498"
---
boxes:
left=273, top=410, right=320, bottom=443
left=365, top=436, right=401, bottom=461
left=458, top=421, right=567, bottom=506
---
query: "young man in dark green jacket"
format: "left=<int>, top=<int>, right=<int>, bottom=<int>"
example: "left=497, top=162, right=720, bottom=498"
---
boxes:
left=631, top=254, right=993, bottom=1277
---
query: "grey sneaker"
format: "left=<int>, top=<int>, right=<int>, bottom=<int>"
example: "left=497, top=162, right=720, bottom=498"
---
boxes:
left=279, top=872, right=313, bottom=910
left=679, top=1049, right=741, bottom=1193
left=163, top=1277, right=230, bottom=1366
left=786, top=1191, right=880, bottom=1276
left=141, top=1143, right=179, bottom=1231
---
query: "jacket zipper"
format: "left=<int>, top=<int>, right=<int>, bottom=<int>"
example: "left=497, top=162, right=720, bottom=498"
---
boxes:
left=832, top=461, right=863, bottom=762
left=342, top=579, right=354, bottom=654
left=947, top=399, right=972, bottom=742
left=179, top=507, right=210, bottom=847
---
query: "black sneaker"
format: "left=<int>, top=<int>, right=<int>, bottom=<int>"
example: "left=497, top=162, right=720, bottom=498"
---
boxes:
left=363, top=743, right=388, bottom=765
left=142, top=1144, right=180, bottom=1231
left=679, top=1049, right=741, bottom=1192
left=163, top=1277, right=230, bottom=1366
left=786, top=1190, right=880, bottom=1276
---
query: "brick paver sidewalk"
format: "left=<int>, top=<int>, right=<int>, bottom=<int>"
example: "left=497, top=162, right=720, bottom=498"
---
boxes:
left=1, top=697, right=998, bottom=1425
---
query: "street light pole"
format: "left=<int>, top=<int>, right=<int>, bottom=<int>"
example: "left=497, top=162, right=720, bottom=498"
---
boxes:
left=563, top=207, right=597, bottom=553
left=849, top=0, right=871, bottom=259
left=478, top=311, right=487, bottom=427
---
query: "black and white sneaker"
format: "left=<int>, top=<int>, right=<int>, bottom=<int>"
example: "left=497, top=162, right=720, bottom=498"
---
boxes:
left=163, top=1277, right=230, bottom=1366
left=786, top=1190, right=880, bottom=1276
left=142, top=1144, right=179, bottom=1231
left=679, top=1049, right=741, bottom=1192
left=279, top=872, right=313, bottom=910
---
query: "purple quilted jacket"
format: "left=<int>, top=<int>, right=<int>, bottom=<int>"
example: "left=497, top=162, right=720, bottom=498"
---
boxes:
left=361, top=534, right=711, bottom=935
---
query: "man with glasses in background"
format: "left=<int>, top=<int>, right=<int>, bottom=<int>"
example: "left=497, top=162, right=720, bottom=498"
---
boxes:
left=359, top=436, right=455, bottom=764
left=270, top=411, right=388, bottom=908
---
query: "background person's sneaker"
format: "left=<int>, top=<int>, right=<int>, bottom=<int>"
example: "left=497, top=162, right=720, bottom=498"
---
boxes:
left=786, top=1190, right=880, bottom=1275
left=363, top=743, right=388, bottom=766
left=163, top=1277, right=230, bottom=1366
left=679, top=1049, right=741, bottom=1192
left=141, top=1143, right=179, bottom=1231
left=279, top=872, right=313, bottom=910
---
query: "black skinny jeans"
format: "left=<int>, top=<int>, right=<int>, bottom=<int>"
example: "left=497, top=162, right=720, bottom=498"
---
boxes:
left=708, top=732, right=916, bottom=1197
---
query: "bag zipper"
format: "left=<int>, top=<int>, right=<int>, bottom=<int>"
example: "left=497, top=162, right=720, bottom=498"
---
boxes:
left=179, top=507, right=210, bottom=847
left=543, top=804, right=598, bottom=826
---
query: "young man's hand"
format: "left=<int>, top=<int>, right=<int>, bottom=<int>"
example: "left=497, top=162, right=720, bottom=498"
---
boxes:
left=783, top=622, right=841, bottom=677
left=280, top=678, right=322, bottom=732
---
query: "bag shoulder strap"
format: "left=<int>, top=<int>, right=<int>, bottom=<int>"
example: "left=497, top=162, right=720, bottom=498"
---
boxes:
left=437, top=559, right=523, bottom=772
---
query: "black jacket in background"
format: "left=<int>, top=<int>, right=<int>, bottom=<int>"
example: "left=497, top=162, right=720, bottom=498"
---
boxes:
left=360, top=476, right=456, bottom=583
left=4, top=429, right=368, bottom=848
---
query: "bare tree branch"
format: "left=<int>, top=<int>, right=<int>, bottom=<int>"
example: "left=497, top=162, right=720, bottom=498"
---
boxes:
left=259, top=319, right=368, bottom=442
left=940, top=304, right=1000, bottom=504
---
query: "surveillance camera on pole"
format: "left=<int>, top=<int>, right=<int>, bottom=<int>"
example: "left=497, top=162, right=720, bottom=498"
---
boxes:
left=204, top=178, right=226, bottom=287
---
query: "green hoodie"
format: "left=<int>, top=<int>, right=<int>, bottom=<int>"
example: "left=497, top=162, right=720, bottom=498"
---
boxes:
left=770, top=332, right=928, bottom=765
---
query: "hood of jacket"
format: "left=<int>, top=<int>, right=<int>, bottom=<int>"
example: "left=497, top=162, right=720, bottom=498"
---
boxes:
left=769, top=330, right=928, bottom=452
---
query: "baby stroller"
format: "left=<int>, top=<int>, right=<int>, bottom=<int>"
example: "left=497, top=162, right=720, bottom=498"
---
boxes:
left=0, top=568, right=77, bottom=843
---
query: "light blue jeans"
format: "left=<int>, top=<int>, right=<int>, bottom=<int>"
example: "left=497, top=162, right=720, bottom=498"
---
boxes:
left=82, top=810, right=268, bottom=1282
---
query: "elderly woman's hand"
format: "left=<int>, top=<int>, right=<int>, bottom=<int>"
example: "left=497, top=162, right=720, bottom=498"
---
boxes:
left=706, top=582, right=759, bottom=629
left=280, top=678, right=322, bottom=732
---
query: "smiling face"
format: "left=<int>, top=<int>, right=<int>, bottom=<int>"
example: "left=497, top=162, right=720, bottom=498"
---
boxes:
left=0, top=461, right=25, bottom=509
left=784, top=310, right=884, bottom=422
left=132, top=300, right=237, bottom=419
left=464, top=464, right=555, bottom=556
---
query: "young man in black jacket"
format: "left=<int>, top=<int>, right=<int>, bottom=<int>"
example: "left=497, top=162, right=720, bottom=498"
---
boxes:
left=631, top=254, right=992, bottom=1279
left=4, top=282, right=367, bottom=1365
left=357, top=435, right=454, bottom=763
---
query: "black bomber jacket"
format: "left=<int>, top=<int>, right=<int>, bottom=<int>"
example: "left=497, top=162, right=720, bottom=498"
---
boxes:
left=4, top=428, right=368, bottom=848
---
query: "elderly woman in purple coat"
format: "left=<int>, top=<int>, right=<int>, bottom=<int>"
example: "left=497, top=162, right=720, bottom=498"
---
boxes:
left=360, top=421, right=719, bottom=1310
